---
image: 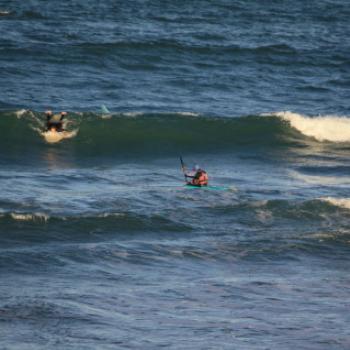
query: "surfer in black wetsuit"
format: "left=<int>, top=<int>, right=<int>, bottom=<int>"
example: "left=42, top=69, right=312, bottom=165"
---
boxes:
left=45, top=111, right=67, bottom=132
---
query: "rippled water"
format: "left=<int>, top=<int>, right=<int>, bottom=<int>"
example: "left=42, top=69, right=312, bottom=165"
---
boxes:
left=1, top=0, right=350, bottom=349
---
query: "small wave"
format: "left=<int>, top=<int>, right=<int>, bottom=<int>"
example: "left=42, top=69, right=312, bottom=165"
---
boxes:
left=271, top=111, right=350, bottom=142
left=122, top=111, right=200, bottom=118
left=174, top=111, right=200, bottom=117
left=20, top=10, right=46, bottom=20
left=0, top=211, right=191, bottom=234
left=10, top=212, right=49, bottom=222
left=121, top=112, right=145, bottom=117
left=96, top=212, right=125, bottom=218
left=73, top=39, right=298, bottom=58
left=290, top=170, right=350, bottom=186
left=211, top=197, right=350, bottom=224
left=319, top=197, right=350, bottom=210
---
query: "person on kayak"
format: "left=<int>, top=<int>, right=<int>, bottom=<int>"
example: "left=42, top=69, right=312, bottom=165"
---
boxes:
left=185, top=165, right=209, bottom=186
left=45, top=111, right=67, bottom=132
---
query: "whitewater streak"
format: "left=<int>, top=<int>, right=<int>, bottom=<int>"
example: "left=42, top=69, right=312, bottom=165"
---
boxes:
left=272, top=111, right=350, bottom=142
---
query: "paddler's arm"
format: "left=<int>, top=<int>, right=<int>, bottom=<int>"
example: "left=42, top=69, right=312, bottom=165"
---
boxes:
left=60, top=112, right=67, bottom=121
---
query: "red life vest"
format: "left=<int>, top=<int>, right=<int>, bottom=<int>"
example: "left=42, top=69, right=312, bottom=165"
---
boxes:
left=192, top=170, right=208, bottom=186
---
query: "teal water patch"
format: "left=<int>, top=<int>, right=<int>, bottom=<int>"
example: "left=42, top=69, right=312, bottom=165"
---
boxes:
left=185, top=184, right=230, bottom=191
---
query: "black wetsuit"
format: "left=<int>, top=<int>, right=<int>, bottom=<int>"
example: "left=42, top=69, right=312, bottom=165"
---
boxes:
left=46, top=114, right=65, bottom=132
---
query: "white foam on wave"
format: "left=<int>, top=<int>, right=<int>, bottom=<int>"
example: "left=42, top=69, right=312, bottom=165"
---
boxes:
left=319, top=197, right=350, bottom=210
left=97, top=212, right=125, bottom=218
left=122, top=112, right=144, bottom=117
left=15, top=109, right=28, bottom=118
left=289, top=170, right=350, bottom=186
left=269, top=111, right=350, bottom=142
left=175, top=112, right=200, bottom=117
left=10, top=212, right=50, bottom=222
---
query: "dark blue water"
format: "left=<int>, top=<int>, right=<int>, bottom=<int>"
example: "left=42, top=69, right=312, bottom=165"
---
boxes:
left=1, top=1, right=350, bottom=349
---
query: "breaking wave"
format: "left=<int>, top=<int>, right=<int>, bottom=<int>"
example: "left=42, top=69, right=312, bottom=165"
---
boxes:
left=1, top=110, right=350, bottom=160
left=319, top=197, right=350, bottom=210
left=271, top=111, right=350, bottom=142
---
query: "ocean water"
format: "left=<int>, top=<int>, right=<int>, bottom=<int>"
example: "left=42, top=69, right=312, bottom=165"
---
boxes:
left=1, top=1, right=350, bottom=349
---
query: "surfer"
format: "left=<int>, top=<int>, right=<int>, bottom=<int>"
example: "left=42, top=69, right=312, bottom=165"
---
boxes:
left=185, top=165, right=209, bottom=187
left=45, top=111, right=67, bottom=132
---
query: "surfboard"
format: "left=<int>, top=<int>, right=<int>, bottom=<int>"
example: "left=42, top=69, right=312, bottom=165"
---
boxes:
left=42, top=130, right=77, bottom=144
left=185, top=184, right=229, bottom=191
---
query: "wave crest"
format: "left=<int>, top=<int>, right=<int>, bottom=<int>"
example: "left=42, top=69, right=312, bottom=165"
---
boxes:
left=2, top=110, right=350, bottom=160
left=271, top=111, right=350, bottom=142
left=319, top=197, right=350, bottom=210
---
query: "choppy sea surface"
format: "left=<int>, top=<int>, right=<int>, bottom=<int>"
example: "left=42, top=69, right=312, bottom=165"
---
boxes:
left=1, top=1, right=350, bottom=349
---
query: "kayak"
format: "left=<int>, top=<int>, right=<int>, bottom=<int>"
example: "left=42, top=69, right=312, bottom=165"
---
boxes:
left=185, top=184, right=229, bottom=191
